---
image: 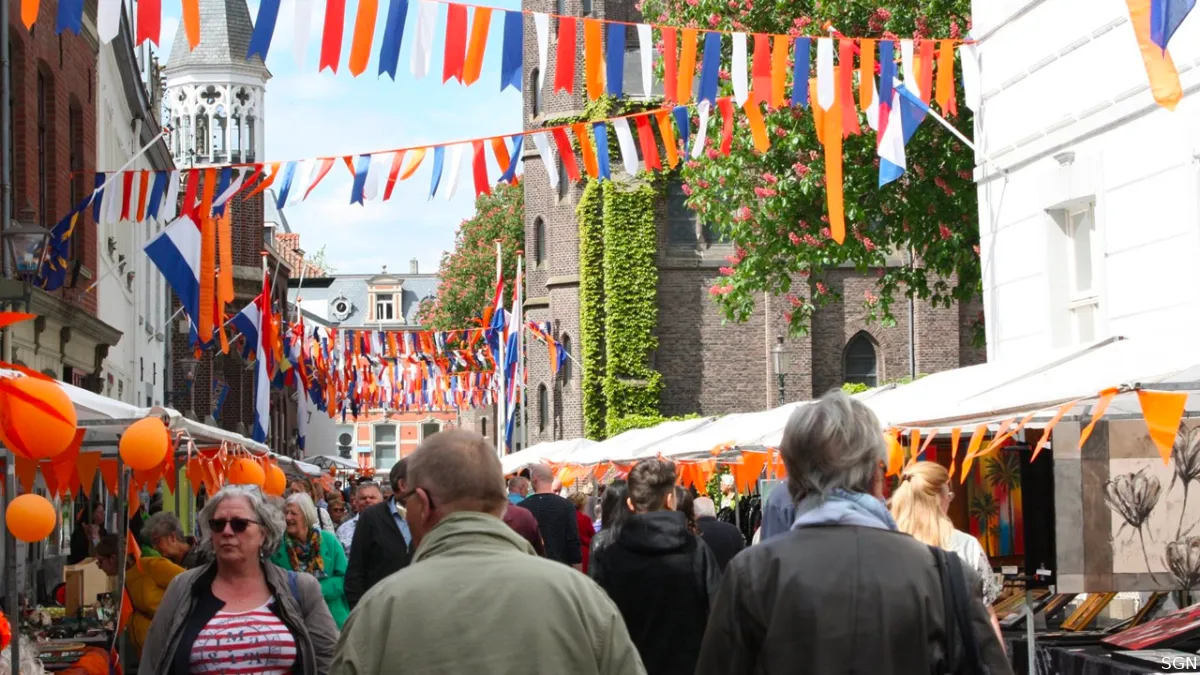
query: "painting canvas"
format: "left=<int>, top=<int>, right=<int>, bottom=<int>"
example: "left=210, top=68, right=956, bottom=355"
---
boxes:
left=966, top=449, right=1025, bottom=557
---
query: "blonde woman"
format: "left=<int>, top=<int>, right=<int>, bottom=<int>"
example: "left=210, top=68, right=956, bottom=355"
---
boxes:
left=891, top=461, right=1004, bottom=641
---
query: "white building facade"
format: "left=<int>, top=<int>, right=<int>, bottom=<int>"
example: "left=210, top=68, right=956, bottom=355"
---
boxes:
left=973, top=0, right=1200, bottom=362
left=95, top=11, right=174, bottom=406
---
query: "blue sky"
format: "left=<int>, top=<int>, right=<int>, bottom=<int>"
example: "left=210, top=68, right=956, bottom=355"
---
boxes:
left=157, top=0, right=523, bottom=275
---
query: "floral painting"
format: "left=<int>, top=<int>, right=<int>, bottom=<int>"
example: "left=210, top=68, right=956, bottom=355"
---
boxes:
left=966, top=450, right=1024, bottom=557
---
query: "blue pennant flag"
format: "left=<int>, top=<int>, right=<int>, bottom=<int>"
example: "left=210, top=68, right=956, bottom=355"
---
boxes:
left=500, top=10, right=523, bottom=92
left=246, top=0, right=281, bottom=60
left=498, top=135, right=524, bottom=184
left=606, top=24, right=626, bottom=98
left=350, top=154, right=371, bottom=204
left=792, top=37, right=811, bottom=108
left=428, top=146, right=446, bottom=199
left=146, top=171, right=168, bottom=220
left=56, top=0, right=83, bottom=34
left=672, top=106, right=690, bottom=156
left=275, top=161, right=298, bottom=209
left=878, top=40, right=895, bottom=113
left=377, top=0, right=410, bottom=79
left=698, top=32, right=721, bottom=105
left=91, top=173, right=106, bottom=221
left=1151, top=0, right=1196, bottom=52
left=212, top=167, right=232, bottom=216
left=593, top=122, right=611, bottom=180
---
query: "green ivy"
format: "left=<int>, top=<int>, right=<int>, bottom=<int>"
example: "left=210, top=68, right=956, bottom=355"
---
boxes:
left=840, top=382, right=871, bottom=395
left=607, top=413, right=700, bottom=438
left=578, top=180, right=607, bottom=440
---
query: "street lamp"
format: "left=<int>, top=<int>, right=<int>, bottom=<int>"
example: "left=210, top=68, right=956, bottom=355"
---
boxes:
left=771, top=335, right=789, bottom=404
left=179, top=356, right=199, bottom=420
left=2, top=209, right=51, bottom=282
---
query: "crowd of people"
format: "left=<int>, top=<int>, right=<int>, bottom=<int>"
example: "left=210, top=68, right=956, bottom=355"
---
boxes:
left=96, top=390, right=1013, bottom=675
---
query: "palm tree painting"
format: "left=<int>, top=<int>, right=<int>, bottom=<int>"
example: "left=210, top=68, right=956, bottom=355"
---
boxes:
left=969, top=491, right=999, bottom=554
left=984, top=452, right=1023, bottom=555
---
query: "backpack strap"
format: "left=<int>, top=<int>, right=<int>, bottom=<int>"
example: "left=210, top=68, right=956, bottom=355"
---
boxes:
left=932, top=547, right=960, bottom=674
left=286, top=571, right=303, bottom=611
left=945, top=551, right=983, bottom=675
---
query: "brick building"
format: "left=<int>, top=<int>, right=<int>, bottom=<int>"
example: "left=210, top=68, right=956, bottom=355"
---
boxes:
left=160, top=0, right=296, bottom=454
left=509, top=0, right=985, bottom=446
left=4, top=0, right=122, bottom=387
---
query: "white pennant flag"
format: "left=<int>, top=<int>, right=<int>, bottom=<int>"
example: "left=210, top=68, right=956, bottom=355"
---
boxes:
left=534, top=13, right=550, bottom=95
left=901, top=39, right=918, bottom=97
left=613, top=118, right=639, bottom=176
left=288, top=160, right=314, bottom=206
left=816, top=38, right=835, bottom=110
left=529, top=132, right=558, bottom=191
left=104, top=174, right=123, bottom=224
left=865, top=76, right=880, bottom=131
left=294, top=0, right=315, bottom=67
left=637, top=24, right=653, bottom=99
left=732, top=33, right=749, bottom=106
left=97, top=0, right=120, bottom=43
left=364, top=153, right=391, bottom=201
left=411, top=1, right=438, bottom=79
left=164, top=172, right=181, bottom=222
left=959, top=43, right=981, bottom=112
left=444, top=145, right=466, bottom=201
left=691, top=101, right=711, bottom=160
left=214, top=171, right=247, bottom=209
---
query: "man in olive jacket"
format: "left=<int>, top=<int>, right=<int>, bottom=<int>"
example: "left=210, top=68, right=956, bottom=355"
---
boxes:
left=332, top=431, right=645, bottom=675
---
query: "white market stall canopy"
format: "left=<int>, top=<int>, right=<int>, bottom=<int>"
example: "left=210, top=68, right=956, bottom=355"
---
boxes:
left=568, top=416, right=717, bottom=465
left=501, top=438, right=597, bottom=474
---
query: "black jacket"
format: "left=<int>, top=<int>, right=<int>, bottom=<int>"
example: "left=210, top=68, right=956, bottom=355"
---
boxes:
left=590, top=510, right=721, bottom=675
left=695, top=525, right=1014, bottom=675
left=696, top=516, right=745, bottom=572
left=345, top=500, right=411, bottom=608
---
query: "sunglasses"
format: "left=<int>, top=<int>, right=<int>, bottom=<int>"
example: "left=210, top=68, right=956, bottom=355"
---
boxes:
left=209, top=517, right=259, bottom=534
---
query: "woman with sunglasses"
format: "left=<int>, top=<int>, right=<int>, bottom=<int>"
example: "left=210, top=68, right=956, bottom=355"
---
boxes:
left=138, top=484, right=338, bottom=675
left=270, top=493, right=350, bottom=629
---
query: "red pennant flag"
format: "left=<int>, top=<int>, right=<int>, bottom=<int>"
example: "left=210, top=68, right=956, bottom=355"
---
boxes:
left=304, top=158, right=335, bottom=200
left=717, top=98, right=734, bottom=156
left=751, top=33, right=771, bottom=106
left=917, top=39, right=935, bottom=105
left=470, top=140, right=491, bottom=197
left=838, top=39, right=860, bottom=136
left=137, top=0, right=161, bottom=45
left=181, top=169, right=199, bottom=218
left=554, top=18, right=577, bottom=93
left=383, top=150, right=406, bottom=201
left=662, top=27, right=678, bottom=105
left=443, top=4, right=468, bottom=83
left=319, top=0, right=347, bottom=72
left=633, top=115, right=661, bottom=171
left=120, top=172, right=134, bottom=220
left=550, top=128, right=581, bottom=182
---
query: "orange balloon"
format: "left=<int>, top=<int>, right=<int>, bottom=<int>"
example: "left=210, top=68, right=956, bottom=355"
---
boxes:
left=0, top=377, right=76, bottom=460
left=227, top=457, right=266, bottom=487
left=6, top=493, right=57, bottom=543
left=263, top=463, right=286, bottom=496
left=119, top=417, right=170, bottom=471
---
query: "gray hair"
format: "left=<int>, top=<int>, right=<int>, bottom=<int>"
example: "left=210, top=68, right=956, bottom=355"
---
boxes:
left=693, top=496, right=717, bottom=519
left=355, top=482, right=382, bottom=498
left=198, top=485, right=286, bottom=558
left=284, top=492, right=320, bottom=531
left=143, top=511, right=185, bottom=543
left=780, top=390, right=885, bottom=501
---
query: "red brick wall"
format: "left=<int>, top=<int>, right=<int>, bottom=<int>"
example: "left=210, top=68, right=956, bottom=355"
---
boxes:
left=9, top=1, right=98, bottom=314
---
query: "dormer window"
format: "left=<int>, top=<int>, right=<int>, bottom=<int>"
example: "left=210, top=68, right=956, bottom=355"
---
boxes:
left=376, top=296, right=395, bottom=321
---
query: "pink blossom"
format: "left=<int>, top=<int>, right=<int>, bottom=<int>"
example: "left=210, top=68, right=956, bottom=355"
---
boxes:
left=686, top=160, right=700, bottom=170
left=783, top=311, right=793, bottom=323
left=868, top=8, right=891, bottom=33
left=762, top=172, right=778, bottom=184
left=802, top=234, right=820, bottom=247
left=718, top=176, right=726, bottom=186
left=939, top=224, right=952, bottom=240
left=792, top=162, right=810, bottom=178
left=820, top=226, right=831, bottom=238
left=719, top=266, right=735, bottom=276
left=788, top=231, right=801, bottom=245
left=708, top=13, right=720, bottom=27
left=957, top=170, right=972, bottom=180
left=793, top=16, right=813, bottom=29
left=697, top=179, right=710, bottom=189
left=727, top=0, right=738, bottom=8
left=774, top=126, right=788, bottom=137
left=681, top=183, right=693, bottom=196
left=686, top=0, right=697, bottom=7
left=973, top=245, right=981, bottom=255
left=754, top=187, right=777, bottom=198
left=718, top=68, right=730, bottom=81
left=706, top=148, right=720, bottom=160
left=914, top=16, right=930, bottom=38
left=787, top=294, right=802, bottom=307
left=815, top=282, right=828, bottom=295
left=950, top=18, right=961, bottom=40
left=861, top=237, right=876, bottom=252
left=734, top=206, right=752, bottom=222
left=708, top=285, right=722, bottom=295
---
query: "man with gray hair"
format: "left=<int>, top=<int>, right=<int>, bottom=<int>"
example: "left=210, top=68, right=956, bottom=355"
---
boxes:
left=332, top=430, right=646, bottom=675
left=336, top=481, right=384, bottom=554
left=693, top=497, right=744, bottom=572
left=142, top=511, right=206, bottom=569
left=507, top=475, right=530, bottom=505
left=695, top=391, right=1012, bottom=675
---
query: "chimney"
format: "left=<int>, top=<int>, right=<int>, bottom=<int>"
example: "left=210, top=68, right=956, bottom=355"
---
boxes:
left=410, top=258, right=419, bottom=274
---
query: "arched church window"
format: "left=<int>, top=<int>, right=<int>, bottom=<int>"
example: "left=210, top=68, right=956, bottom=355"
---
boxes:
left=843, top=332, right=878, bottom=387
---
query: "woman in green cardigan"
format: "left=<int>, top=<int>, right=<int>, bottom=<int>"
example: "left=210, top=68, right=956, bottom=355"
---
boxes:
left=270, top=491, right=350, bottom=628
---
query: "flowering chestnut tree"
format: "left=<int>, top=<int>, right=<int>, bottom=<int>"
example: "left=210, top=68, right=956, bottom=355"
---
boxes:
left=417, top=183, right=524, bottom=331
left=640, top=0, right=978, bottom=336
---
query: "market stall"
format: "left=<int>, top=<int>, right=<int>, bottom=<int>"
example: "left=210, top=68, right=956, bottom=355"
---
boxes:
left=500, top=438, right=597, bottom=475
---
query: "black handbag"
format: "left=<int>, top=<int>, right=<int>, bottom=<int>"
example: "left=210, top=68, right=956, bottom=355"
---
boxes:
left=931, top=546, right=984, bottom=675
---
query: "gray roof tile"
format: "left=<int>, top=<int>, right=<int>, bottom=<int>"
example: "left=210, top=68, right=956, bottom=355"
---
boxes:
left=164, top=0, right=269, bottom=74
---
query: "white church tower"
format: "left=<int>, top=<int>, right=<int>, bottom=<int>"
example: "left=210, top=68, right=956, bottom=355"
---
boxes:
left=162, top=0, right=270, bottom=168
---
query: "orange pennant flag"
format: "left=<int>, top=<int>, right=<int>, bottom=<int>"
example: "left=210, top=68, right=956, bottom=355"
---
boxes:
left=119, top=588, right=135, bottom=634
left=243, top=162, right=282, bottom=200
left=13, top=455, right=36, bottom=495
left=885, top=432, right=903, bottom=476
left=181, top=0, right=200, bottom=48
left=909, top=429, right=921, bottom=464
left=41, top=461, right=60, bottom=497
left=99, top=459, right=120, bottom=496
left=909, top=430, right=938, bottom=468
left=975, top=418, right=1015, bottom=460
left=128, top=490, right=141, bottom=519
left=20, top=0, right=38, bottom=28
left=959, top=424, right=988, bottom=484
left=742, top=100, right=771, bottom=153
left=127, top=530, right=143, bottom=571
left=399, top=149, right=426, bottom=180
left=462, top=7, right=493, bottom=85
left=811, top=77, right=824, bottom=139
left=0, top=312, right=34, bottom=329
left=348, top=0, right=380, bottom=76
left=1031, top=401, right=1076, bottom=463
left=859, top=39, right=876, bottom=111
left=198, top=216, right=217, bottom=344
left=216, top=212, right=234, bottom=354
left=693, top=459, right=717, bottom=489
left=77, top=451, right=101, bottom=494
left=947, top=427, right=962, bottom=480
left=1080, top=387, right=1119, bottom=451
left=655, top=111, right=680, bottom=169
left=164, top=455, right=179, bottom=495
left=52, top=430, right=85, bottom=497
left=1125, top=0, right=1183, bottom=110
left=1138, top=390, right=1189, bottom=465
left=934, top=40, right=956, bottom=116
left=677, top=29, right=698, bottom=103
left=771, top=36, right=789, bottom=109
left=186, top=457, right=204, bottom=497
left=583, top=19, right=605, bottom=101
left=823, top=80, right=845, bottom=243
left=572, top=123, right=600, bottom=179
left=592, top=462, right=610, bottom=481
left=735, top=451, right=770, bottom=492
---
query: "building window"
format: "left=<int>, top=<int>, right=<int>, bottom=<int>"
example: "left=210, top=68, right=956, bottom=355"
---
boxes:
left=582, top=0, right=592, bottom=14
left=538, top=384, right=548, bottom=432
left=68, top=100, right=84, bottom=262
left=554, top=0, right=565, bottom=35
left=37, top=70, right=50, bottom=228
left=557, top=156, right=568, bottom=201
left=373, top=424, right=398, bottom=470
left=534, top=217, right=546, bottom=266
left=375, top=295, right=395, bottom=322
left=480, top=417, right=488, bottom=438
left=1065, top=206, right=1099, bottom=344
left=560, top=334, right=572, bottom=382
left=532, top=68, right=542, bottom=116
left=666, top=180, right=727, bottom=247
left=843, top=332, right=878, bottom=387
left=420, top=421, right=442, bottom=440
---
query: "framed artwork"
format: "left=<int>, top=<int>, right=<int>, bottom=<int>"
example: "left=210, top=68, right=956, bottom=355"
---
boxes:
left=1103, top=603, right=1200, bottom=651
left=1061, top=592, right=1117, bottom=631
left=965, top=448, right=1024, bottom=557
left=997, top=589, right=1052, bottom=628
left=1129, top=593, right=1171, bottom=629
left=992, top=591, right=1027, bottom=616
left=1041, top=593, right=1079, bottom=621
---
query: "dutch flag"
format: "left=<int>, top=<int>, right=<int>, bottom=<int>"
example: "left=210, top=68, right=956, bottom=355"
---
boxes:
left=878, top=82, right=929, bottom=187
left=144, top=215, right=202, bottom=334
left=229, top=279, right=271, bottom=443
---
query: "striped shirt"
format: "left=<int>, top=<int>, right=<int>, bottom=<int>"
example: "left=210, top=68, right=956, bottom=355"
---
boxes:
left=189, top=601, right=297, bottom=675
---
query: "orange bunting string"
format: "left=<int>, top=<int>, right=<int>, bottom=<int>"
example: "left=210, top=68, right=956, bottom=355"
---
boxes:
left=822, top=80, right=845, bottom=243
left=1031, top=401, right=1075, bottom=462
left=770, top=35, right=789, bottom=109
left=859, top=38, right=876, bottom=111
left=934, top=40, right=957, bottom=116
left=13, top=455, right=36, bottom=495
left=947, top=427, right=962, bottom=481
left=677, top=29, right=698, bottom=104
left=99, top=459, right=119, bottom=496
left=958, top=424, right=988, bottom=484
left=1080, top=387, right=1119, bottom=451
left=572, top=123, right=600, bottom=179
left=583, top=19, right=605, bottom=101
left=655, top=110, right=680, bottom=169
left=461, top=7, right=492, bottom=85
left=743, top=100, right=770, bottom=153
left=1137, top=390, right=1188, bottom=465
